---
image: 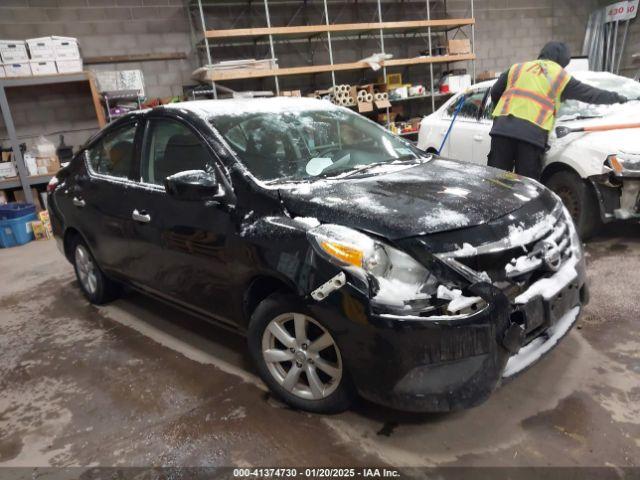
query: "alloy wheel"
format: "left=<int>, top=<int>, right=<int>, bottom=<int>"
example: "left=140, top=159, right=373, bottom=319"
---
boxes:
left=261, top=313, right=343, bottom=400
left=75, top=244, right=98, bottom=295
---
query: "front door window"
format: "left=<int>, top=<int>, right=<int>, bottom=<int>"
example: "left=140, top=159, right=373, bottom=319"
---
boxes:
left=141, top=119, right=212, bottom=186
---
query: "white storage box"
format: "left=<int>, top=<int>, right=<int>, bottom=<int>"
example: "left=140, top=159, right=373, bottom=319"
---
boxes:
left=4, top=62, right=32, bottom=77
left=95, top=69, right=145, bottom=97
left=55, top=59, right=82, bottom=73
left=52, top=36, right=80, bottom=60
left=448, top=74, right=471, bottom=93
left=30, top=60, right=57, bottom=76
left=0, top=161, right=17, bottom=178
left=0, top=40, right=29, bottom=63
left=26, top=37, right=55, bottom=61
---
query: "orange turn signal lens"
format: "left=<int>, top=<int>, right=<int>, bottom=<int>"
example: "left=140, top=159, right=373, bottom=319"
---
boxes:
left=608, top=155, right=624, bottom=173
left=319, top=241, right=364, bottom=268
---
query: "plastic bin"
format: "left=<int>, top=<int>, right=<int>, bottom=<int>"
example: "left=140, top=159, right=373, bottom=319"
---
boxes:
left=0, top=202, right=36, bottom=220
left=0, top=212, right=37, bottom=248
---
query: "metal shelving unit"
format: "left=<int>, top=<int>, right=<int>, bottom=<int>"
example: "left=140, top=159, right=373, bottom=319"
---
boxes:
left=102, top=90, right=144, bottom=123
left=0, top=72, right=106, bottom=203
left=188, top=0, right=476, bottom=121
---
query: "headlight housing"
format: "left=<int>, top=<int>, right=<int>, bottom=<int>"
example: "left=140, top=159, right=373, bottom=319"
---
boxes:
left=562, top=204, right=583, bottom=260
left=308, top=224, right=464, bottom=315
left=606, top=153, right=640, bottom=174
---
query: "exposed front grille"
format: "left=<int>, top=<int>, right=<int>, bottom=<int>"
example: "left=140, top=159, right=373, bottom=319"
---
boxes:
left=455, top=213, right=573, bottom=290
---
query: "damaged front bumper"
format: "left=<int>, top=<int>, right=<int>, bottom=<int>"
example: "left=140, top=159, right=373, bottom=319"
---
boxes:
left=590, top=171, right=640, bottom=221
left=308, top=254, right=588, bottom=413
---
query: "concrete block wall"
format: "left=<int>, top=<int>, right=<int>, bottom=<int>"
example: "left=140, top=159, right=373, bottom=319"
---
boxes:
left=449, top=0, right=599, bottom=76
left=0, top=0, right=197, bottom=151
left=1, top=0, right=601, bottom=154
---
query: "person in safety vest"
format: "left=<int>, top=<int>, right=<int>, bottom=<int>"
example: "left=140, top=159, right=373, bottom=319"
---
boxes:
left=489, top=41, right=627, bottom=180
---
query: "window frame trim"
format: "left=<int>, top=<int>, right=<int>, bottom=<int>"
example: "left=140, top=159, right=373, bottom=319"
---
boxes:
left=84, top=120, right=141, bottom=183
left=137, top=116, right=218, bottom=192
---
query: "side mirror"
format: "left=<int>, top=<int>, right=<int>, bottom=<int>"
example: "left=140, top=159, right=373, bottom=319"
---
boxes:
left=164, top=170, right=224, bottom=201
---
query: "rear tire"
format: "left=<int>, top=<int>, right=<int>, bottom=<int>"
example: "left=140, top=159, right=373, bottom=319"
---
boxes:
left=71, top=237, right=121, bottom=305
left=248, top=293, right=356, bottom=413
left=545, top=170, right=602, bottom=240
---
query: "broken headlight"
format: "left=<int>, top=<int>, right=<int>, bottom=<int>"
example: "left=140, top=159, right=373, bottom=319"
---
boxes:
left=308, top=224, right=439, bottom=311
left=606, top=153, right=640, bottom=174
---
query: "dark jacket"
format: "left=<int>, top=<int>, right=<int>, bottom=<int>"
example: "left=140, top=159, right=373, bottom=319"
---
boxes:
left=490, top=43, right=625, bottom=148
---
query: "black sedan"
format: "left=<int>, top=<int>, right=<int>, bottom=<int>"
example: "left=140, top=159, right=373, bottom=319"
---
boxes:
left=47, top=98, right=588, bottom=413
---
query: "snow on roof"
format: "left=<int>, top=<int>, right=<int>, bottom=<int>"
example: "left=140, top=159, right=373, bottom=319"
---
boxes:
left=163, top=97, right=339, bottom=119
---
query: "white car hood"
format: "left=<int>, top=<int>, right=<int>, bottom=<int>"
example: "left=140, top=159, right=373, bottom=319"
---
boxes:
left=554, top=103, right=640, bottom=155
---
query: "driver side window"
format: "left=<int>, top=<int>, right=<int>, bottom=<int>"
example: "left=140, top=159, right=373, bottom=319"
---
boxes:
left=446, top=90, right=487, bottom=120
left=141, top=119, right=212, bottom=186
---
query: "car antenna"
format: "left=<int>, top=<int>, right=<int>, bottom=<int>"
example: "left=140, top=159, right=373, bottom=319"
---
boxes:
left=437, top=92, right=467, bottom=155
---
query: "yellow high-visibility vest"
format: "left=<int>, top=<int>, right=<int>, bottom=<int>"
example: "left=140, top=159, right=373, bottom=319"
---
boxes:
left=493, top=60, right=571, bottom=131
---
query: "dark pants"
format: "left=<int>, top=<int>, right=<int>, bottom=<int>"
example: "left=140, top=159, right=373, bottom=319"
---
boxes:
left=487, top=135, right=545, bottom=180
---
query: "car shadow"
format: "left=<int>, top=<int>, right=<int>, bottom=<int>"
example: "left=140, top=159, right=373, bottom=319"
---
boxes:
left=587, top=221, right=640, bottom=242
left=94, top=284, right=257, bottom=375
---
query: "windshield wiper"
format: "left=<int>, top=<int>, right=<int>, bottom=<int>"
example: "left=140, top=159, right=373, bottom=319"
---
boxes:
left=338, top=155, right=422, bottom=178
left=561, top=114, right=603, bottom=122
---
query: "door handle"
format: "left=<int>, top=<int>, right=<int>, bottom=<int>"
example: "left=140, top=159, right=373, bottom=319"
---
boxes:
left=132, top=209, right=151, bottom=223
left=72, top=197, right=85, bottom=208
left=473, top=135, right=484, bottom=142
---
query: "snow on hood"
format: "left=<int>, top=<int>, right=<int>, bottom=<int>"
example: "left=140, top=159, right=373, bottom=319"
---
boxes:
left=554, top=102, right=640, bottom=155
left=553, top=71, right=640, bottom=155
left=278, top=159, right=549, bottom=240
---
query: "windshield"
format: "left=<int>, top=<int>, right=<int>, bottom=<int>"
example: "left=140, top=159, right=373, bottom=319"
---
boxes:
left=210, top=107, right=423, bottom=182
left=558, top=72, right=640, bottom=120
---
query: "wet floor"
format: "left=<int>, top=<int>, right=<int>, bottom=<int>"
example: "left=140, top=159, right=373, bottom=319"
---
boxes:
left=0, top=224, right=639, bottom=469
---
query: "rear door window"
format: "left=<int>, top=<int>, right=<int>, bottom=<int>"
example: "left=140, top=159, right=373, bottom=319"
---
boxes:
left=141, top=119, right=212, bottom=186
left=86, top=122, right=138, bottom=179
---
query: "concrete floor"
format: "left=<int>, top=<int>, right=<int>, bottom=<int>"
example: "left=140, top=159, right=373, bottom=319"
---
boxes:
left=0, top=225, right=639, bottom=469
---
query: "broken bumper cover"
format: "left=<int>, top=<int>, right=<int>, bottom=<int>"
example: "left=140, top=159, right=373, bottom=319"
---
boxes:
left=310, top=256, right=587, bottom=413
left=591, top=173, right=640, bottom=221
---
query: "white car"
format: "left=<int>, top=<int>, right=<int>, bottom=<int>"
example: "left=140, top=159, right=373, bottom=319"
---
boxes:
left=418, top=71, right=640, bottom=238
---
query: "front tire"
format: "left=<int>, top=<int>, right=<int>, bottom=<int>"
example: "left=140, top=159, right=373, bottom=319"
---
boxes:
left=248, top=293, right=356, bottom=413
left=545, top=170, right=602, bottom=239
left=72, top=238, right=120, bottom=304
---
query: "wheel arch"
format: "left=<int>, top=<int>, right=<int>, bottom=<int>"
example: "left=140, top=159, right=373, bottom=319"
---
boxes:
left=540, top=161, right=582, bottom=185
left=62, top=227, right=83, bottom=262
left=242, top=275, right=298, bottom=327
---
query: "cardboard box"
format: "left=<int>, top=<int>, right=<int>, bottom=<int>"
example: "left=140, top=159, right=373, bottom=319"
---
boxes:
left=26, top=37, right=55, bottom=61
left=281, top=90, right=302, bottom=97
left=476, top=70, right=499, bottom=81
left=55, top=59, right=83, bottom=74
left=0, top=161, right=17, bottom=178
left=4, top=62, right=31, bottom=77
left=95, top=69, right=145, bottom=96
left=0, top=40, right=29, bottom=63
left=52, top=36, right=80, bottom=60
left=448, top=39, right=471, bottom=55
left=36, top=155, right=60, bottom=174
left=30, top=60, right=57, bottom=76
left=379, top=73, right=403, bottom=89
left=14, top=187, right=43, bottom=211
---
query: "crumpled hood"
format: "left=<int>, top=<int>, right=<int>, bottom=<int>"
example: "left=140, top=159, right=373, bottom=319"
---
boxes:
left=278, top=159, right=549, bottom=240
